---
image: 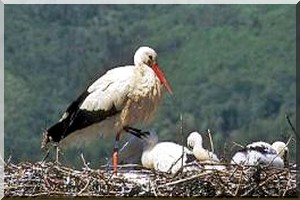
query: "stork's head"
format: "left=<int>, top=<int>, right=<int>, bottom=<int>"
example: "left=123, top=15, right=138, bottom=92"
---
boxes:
left=134, top=46, right=158, bottom=67
left=187, top=131, right=203, bottom=150
left=272, top=141, right=289, bottom=159
left=134, top=46, right=173, bottom=95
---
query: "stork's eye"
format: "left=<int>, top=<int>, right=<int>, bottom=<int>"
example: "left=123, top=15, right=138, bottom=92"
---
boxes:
left=188, top=141, right=193, bottom=148
left=149, top=55, right=153, bottom=60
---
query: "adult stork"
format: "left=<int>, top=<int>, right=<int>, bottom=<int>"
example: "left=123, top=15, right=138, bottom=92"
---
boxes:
left=231, top=141, right=289, bottom=168
left=41, top=46, right=173, bottom=174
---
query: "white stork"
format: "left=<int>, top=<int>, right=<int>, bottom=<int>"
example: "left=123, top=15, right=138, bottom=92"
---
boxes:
left=41, top=46, right=173, bottom=174
left=187, top=131, right=220, bottom=163
left=186, top=131, right=226, bottom=171
left=125, top=127, right=197, bottom=174
left=231, top=141, right=289, bottom=168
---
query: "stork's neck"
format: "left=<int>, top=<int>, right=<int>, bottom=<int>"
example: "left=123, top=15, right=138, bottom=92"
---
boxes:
left=193, top=145, right=211, bottom=161
left=194, top=140, right=203, bottom=149
left=136, top=63, right=150, bottom=71
left=131, top=64, right=162, bottom=98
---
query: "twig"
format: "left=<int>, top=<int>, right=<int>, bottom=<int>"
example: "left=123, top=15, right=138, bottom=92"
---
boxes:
left=234, top=168, right=244, bottom=196
left=119, top=164, right=144, bottom=168
left=150, top=180, right=158, bottom=197
left=207, top=129, right=214, bottom=153
left=213, top=172, right=235, bottom=196
left=286, top=114, right=297, bottom=137
left=167, top=155, right=184, bottom=176
left=228, top=165, right=239, bottom=181
left=6, top=155, right=12, bottom=165
left=282, top=170, right=291, bottom=197
left=80, top=153, right=91, bottom=171
left=41, top=147, right=51, bottom=164
left=180, top=113, right=184, bottom=173
left=158, top=171, right=212, bottom=188
left=31, top=192, right=49, bottom=197
left=4, top=160, right=297, bottom=197
left=78, top=179, right=90, bottom=195
left=232, top=141, right=245, bottom=149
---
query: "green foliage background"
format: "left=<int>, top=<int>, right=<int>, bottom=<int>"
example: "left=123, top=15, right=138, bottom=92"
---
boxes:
left=4, top=5, right=296, bottom=168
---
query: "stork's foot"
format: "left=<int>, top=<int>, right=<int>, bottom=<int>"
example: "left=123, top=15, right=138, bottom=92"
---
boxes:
left=124, top=126, right=150, bottom=138
left=123, top=126, right=142, bottom=133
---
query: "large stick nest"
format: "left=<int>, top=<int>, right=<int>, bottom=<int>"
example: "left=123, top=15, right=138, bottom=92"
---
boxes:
left=4, top=161, right=298, bottom=197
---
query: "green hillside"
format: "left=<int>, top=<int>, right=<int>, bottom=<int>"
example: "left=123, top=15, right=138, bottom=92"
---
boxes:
left=4, top=5, right=296, bottom=168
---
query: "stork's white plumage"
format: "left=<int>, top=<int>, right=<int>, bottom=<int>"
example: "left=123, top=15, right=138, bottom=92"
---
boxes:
left=41, top=46, right=173, bottom=174
left=231, top=141, right=288, bottom=168
left=187, top=131, right=220, bottom=163
left=125, top=128, right=197, bottom=174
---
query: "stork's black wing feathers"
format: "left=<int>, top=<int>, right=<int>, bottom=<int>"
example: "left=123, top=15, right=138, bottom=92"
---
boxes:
left=42, top=90, right=90, bottom=147
left=248, top=146, right=270, bottom=154
left=42, top=90, right=120, bottom=148
left=237, top=145, right=274, bottom=155
left=63, top=104, right=120, bottom=137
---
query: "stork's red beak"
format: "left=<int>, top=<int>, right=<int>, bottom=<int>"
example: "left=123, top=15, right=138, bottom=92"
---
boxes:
left=152, top=64, right=173, bottom=95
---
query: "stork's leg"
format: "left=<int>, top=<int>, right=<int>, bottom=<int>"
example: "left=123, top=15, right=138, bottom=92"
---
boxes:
left=112, top=131, right=121, bottom=175
left=55, top=145, right=61, bottom=164
left=56, top=145, right=59, bottom=163
left=41, top=148, right=50, bottom=163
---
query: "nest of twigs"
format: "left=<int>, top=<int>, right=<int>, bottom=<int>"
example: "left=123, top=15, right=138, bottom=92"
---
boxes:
left=4, top=161, right=298, bottom=197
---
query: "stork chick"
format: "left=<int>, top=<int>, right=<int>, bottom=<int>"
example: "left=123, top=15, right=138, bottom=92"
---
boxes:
left=231, top=141, right=289, bottom=168
left=187, top=131, right=220, bottom=163
left=125, top=127, right=197, bottom=175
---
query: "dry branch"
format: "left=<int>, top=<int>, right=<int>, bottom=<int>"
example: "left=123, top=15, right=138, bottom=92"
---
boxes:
left=4, top=161, right=298, bottom=197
